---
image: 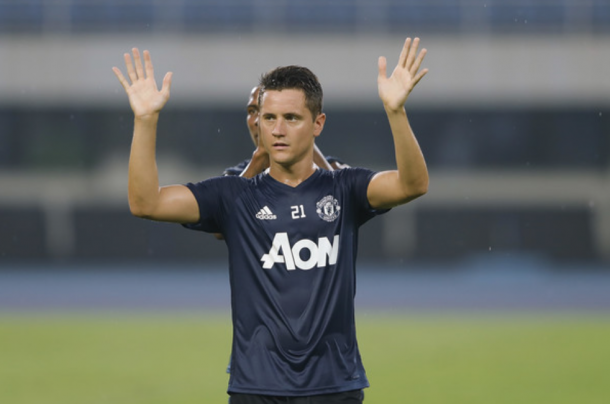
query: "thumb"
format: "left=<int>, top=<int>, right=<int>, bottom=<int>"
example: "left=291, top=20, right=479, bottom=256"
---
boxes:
left=377, top=56, right=387, bottom=81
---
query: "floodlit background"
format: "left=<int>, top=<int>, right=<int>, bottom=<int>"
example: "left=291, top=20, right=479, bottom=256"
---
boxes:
left=1, top=1, right=610, bottom=403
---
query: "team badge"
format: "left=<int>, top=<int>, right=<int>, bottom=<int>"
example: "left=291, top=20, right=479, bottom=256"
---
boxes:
left=316, top=195, right=341, bottom=222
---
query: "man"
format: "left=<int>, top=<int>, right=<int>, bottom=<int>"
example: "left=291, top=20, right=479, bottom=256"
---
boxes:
left=223, top=85, right=347, bottom=178
left=112, top=37, right=428, bottom=403
left=212, top=86, right=347, bottom=241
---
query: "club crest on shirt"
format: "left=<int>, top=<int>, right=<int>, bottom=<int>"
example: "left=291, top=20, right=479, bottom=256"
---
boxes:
left=316, top=195, right=341, bottom=222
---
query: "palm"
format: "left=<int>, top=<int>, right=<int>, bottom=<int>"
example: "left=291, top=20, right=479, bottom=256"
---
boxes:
left=378, top=37, right=428, bottom=111
left=125, top=77, right=168, bottom=116
left=113, top=48, right=172, bottom=117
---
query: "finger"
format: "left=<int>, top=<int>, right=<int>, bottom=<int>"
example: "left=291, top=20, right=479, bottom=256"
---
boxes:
left=406, top=37, right=420, bottom=69
left=132, top=48, right=145, bottom=81
left=378, top=56, right=387, bottom=80
left=160, top=71, right=173, bottom=98
left=143, top=50, right=154, bottom=81
left=398, top=37, right=411, bottom=68
left=124, top=52, right=137, bottom=83
left=112, top=67, right=130, bottom=91
left=412, top=68, right=429, bottom=88
left=411, top=48, right=427, bottom=76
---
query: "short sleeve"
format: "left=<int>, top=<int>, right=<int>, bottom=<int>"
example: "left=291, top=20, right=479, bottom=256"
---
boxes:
left=222, top=159, right=251, bottom=176
left=181, top=176, right=246, bottom=233
left=325, top=155, right=349, bottom=169
left=340, top=167, right=390, bottom=226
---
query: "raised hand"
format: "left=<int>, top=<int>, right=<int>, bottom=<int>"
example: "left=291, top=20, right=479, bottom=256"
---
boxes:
left=378, top=37, right=428, bottom=112
left=112, top=48, right=173, bottom=118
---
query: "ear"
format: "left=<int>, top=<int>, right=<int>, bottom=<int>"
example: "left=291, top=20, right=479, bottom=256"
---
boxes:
left=313, top=113, right=326, bottom=138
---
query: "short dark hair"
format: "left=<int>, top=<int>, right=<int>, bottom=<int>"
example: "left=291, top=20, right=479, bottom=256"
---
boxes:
left=259, top=65, right=323, bottom=120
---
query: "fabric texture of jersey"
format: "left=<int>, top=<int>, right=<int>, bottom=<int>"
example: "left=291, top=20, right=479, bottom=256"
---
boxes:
left=184, top=168, right=387, bottom=396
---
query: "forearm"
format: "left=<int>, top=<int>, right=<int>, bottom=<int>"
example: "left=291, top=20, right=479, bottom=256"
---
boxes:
left=313, top=144, right=333, bottom=171
left=240, top=147, right=270, bottom=178
left=386, top=107, right=428, bottom=196
left=369, top=36, right=429, bottom=208
left=128, top=114, right=161, bottom=217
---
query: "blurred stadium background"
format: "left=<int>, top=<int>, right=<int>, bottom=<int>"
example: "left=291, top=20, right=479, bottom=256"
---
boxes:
left=1, top=0, right=609, bottom=269
left=1, top=2, right=610, bottom=404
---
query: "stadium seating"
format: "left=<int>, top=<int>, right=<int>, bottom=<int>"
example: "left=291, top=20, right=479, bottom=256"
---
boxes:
left=0, top=1, right=608, bottom=34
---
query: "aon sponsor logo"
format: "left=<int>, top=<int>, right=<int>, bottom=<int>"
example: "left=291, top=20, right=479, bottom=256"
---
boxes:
left=261, top=232, right=339, bottom=270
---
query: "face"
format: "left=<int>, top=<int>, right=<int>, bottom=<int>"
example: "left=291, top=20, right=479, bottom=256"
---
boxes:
left=259, top=89, right=325, bottom=167
left=246, top=86, right=260, bottom=146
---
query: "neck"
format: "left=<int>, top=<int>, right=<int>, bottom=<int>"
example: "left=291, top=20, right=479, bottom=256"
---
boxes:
left=268, top=159, right=317, bottom=188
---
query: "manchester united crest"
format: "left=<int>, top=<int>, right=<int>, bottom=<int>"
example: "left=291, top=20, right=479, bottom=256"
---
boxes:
left=316, top=195, right=341, bottom=222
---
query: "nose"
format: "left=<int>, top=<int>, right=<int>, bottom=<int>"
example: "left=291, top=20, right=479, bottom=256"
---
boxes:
left=272, top=118, right=286, bottom=136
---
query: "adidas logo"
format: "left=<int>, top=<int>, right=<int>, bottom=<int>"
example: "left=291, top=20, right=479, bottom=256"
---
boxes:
left=256, top=206, right=277, bottom=220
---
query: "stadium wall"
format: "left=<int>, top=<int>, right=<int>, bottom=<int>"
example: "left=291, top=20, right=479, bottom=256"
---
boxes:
left=1, top=34, right=609, bottom=108
left=0, top=34, right=609, bottom=267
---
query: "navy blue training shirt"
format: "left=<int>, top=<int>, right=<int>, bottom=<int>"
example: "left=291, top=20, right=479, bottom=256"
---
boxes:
left=184, top=167, right=387, bottom=396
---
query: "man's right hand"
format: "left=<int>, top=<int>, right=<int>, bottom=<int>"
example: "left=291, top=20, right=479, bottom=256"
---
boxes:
left=112, top=48, right=173, bottom=118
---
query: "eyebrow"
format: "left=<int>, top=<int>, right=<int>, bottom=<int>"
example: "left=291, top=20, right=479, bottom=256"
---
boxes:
left=262, top=111, right=303, bottom=117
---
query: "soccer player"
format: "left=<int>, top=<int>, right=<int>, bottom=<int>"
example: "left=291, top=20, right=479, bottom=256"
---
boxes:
left=223, top=85, right=348, bottom=178
left=212, top=85, right=348, bottom=240
left=112, top=37, right=429, bottom=403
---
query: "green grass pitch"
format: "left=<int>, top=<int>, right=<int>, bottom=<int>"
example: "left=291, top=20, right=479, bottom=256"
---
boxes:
left=1, top=312, right=609, bottom=404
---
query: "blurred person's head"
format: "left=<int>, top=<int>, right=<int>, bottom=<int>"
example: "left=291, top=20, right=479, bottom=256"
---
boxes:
left=246, top=86, right=260, bottom=146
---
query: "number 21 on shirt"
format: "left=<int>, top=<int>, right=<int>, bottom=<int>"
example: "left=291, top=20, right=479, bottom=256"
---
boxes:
left=291, top=205, right=306, bottom=219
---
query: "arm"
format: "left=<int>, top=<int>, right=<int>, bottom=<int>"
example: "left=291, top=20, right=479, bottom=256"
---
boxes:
left=239, top=146, right=270, bottom=178
left=113, top=48, right=199, bottom=223
left=313, top=144, right=334, bottom=171
left=367, top=37, right=429, bottom=210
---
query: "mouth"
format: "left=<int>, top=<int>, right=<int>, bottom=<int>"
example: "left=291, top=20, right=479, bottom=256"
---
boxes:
left=272, top=142, right=288, bottom=149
